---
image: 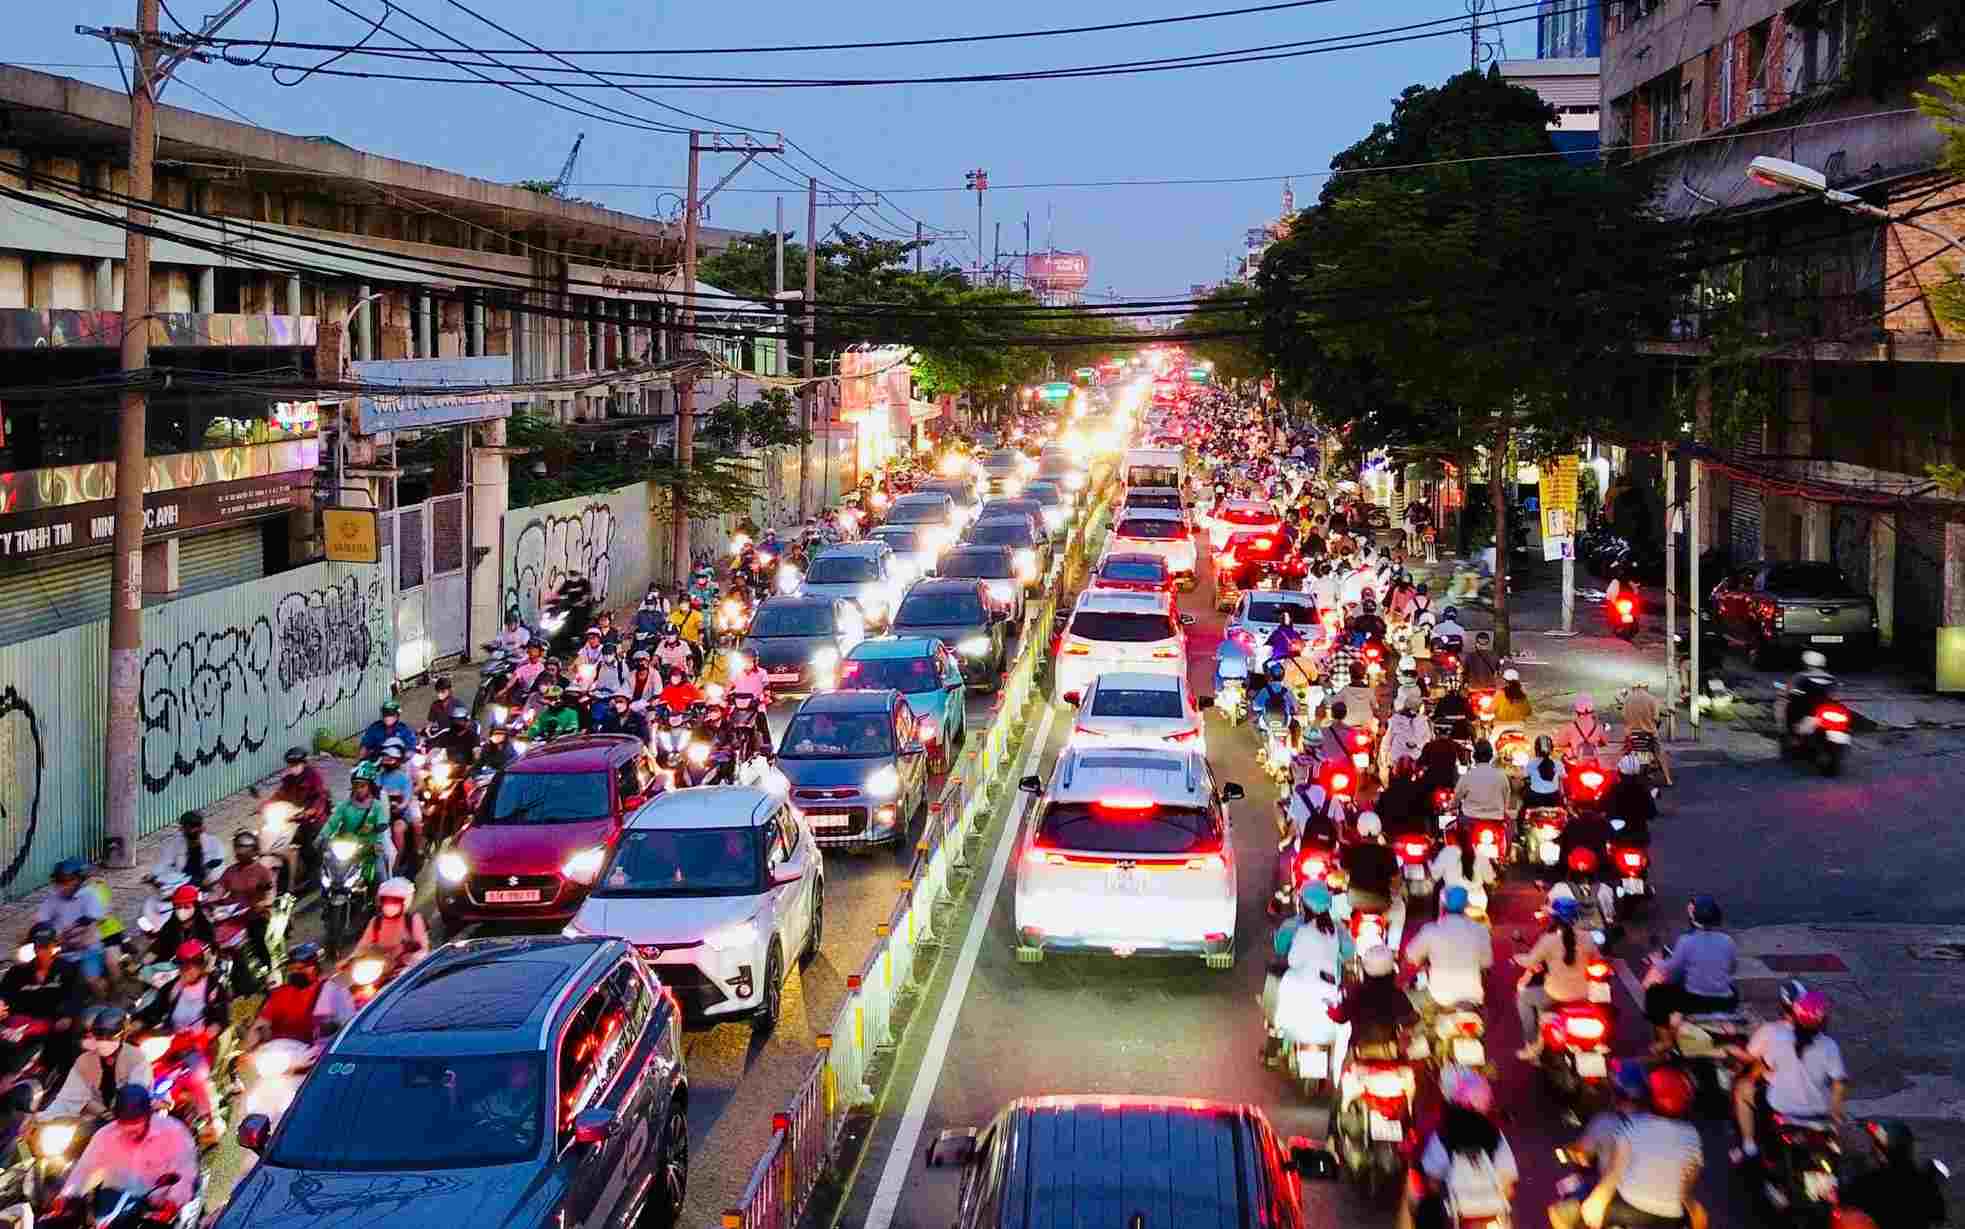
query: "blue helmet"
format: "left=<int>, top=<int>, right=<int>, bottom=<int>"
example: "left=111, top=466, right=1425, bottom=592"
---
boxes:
left=1301, top=883, right=1333, bottom=915
left=1442, top=885, right=1469, bottom=914
left=1264, top=660, right=1286, bottom=682
left=1611, top=1059, right=1650, bottom=1104
left=1550, top=896, right=1581, bottom=925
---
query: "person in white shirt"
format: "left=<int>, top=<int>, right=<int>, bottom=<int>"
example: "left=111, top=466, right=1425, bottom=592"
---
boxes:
left=46, top=1007, right=153, bottom=1120
left=59, top=1085, right=199, bottom=1213
left=149, top=811, right=225, bottom=888
left=1733, top=985, right=1846, bottom=1165
left=1403, top=885, right=1493, bottom=1009
left=1414, top=1068, right=1517, bottom=1226
left=491, top=609, right=531, bottom=655
left=1381, top=688, right=1431, bottom=777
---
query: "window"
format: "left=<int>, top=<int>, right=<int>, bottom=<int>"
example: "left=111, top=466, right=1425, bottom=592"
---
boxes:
left=751, top=605, right=837, bottom=637
left=1068, top=610, right=1176, bottom=643
left=896, top=591, right=988, bottom=624
left=1798, top=1, right=1845, bottom=91
left=616, top=758, right=642, bottom=804
left=596, top=827, right=764, bottom=895
left=558, top=992, right=611, bottom=1130
left=1647, top=69, right=1684, bottom=144
left=1088, top=687, right=1184, bottom=720
left=269, top=1052, right=546, bottom=1170
left=1034, top=801, right=1221, bottom=855
left=483, top=771, right=612, bottom=825
left=806, top=555, right=879, bottom=584
left=1716, top=39, right=1735, bottom=126
left=1747, top=20, right=1772, bottom=112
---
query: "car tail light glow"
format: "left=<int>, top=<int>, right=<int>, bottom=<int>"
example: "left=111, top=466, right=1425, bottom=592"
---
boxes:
left=1165, top=727, right=1201, bottom=743
left=1063, top=640, right=1091, bottom=655
left=1586, top=961, right=1611, bottom=979
left=1186, top=854, right=1226, bottom=871
left=1565, top=1015, right=1608, bottom=1042
left=1095, top=794, right=1156, bottom=811
left=1026, top=845, right=1066, bottom=866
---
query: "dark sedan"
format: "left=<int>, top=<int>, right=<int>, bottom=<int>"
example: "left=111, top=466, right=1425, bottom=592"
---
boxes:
left=961, top=514, right=1052, bottom=594
left=776, top=689, right=930, bottom=848
left=741, top=595, right=867, bottom=694
left=889, top=579, right=1010, bottom=689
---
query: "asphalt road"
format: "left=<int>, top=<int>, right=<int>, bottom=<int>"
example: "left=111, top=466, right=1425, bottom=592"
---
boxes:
left=837, top=559, right=1777, bottom=1229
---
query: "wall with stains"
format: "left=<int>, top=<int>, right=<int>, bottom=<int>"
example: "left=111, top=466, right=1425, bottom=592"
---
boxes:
left=0, top=551, right=395, bottom=896
left=501, top=484, right=654, bottom=624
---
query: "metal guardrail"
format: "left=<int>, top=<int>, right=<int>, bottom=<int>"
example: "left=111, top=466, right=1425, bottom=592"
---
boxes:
left=721, top=489, right=1112, bottom=1229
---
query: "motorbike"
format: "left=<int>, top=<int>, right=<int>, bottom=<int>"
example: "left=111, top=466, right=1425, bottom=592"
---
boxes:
left=650, top=708, right=696, bottom=789
left=470, top=644, right=527, bottom=718
left=255, top=801, right=316, bottom=898
left=1606, top=589, right=1640, bottom=641
left=1521, top=805, right=1570, bottom=871
left=1784, top=698, right=1852, bottom=777
left=678, top=738, right=736, bottom=788
left=46, top=1174, right=202, bottom=1229
left=716, top=593, right=753, bottom=642
left=1606, top=821, right=1652, bottom=914
left=1255, top=713, right=1292, bottom=783
left=538, top=593, right=596, bottom=660
left=17, top=1106, right=100, bottom=1223
left=128, top=1016, right=223, bottom=1146
left=1645, top=944, right=1756, bottom=1108
left=1393, top=832, right=1435, bottom=899
left=318, top=836, right=378, bottom=958
left=231, top=1037, right=320, bottom=1131
left=1468, top=689, right=1497, bottom=743
left=1562, top=760, right=1615, bottom=817
left=1747, top=1110, right=1843, bottom=1226
left=1269, top=960, right=1343, bottom=1103
left=1331, top=1048, right=1423, bottom=1203
left=1533, top=973, right=1616, bottom=1121
left=206, top=895, right=286, bottom=993
left=1621, top=730, right=1664, bottom=794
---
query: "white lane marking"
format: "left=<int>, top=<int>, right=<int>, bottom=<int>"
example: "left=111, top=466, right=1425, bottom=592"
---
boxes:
left=1612, top=958, right=1645, bottom=1006
left=862, top=702, right=1056, bottom=1229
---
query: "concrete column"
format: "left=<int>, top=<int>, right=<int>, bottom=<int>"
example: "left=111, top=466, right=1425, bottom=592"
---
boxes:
left=1802, top=500, right=1830, bottom=562
left=94, top=258, right=113, bottom=310
left=1944, top=522, right=1965, bottom=628
left=355, top=282, right=372, bottom=360
left=1871, top=510, right=1897, bottom=648
left=416, top=292, right=432, bottom=359
left=196, top=267, right=216, bottom=314
left=286, top=275, right=301, bottom=318
left=470, top=293, right=485, bottom=358
left=468, top=439, right=511, bottom=651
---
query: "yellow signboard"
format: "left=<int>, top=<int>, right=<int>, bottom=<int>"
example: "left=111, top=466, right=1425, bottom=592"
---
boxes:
left=1540, top=455, right=1579, bottom=541
left=322, top=506, right=379, bottom=564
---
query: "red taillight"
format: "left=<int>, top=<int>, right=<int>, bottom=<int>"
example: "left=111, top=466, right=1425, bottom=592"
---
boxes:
left=1095, top=794, right=1155, bottom=811
left=1165, top=727, right=1201, bottom=742
left=1819, top=706, right=1849, bottom=727
left=1365, top=646, right=1382, bottom=661
left=1255, top=536, right=1272, bottom=550
left=1565, top=1015, right=1608, bottom=1042
left=1475, top=693, right=1494, bottom=715
left=1616, top=599, right=1634, bottom=615
left=1618, top=849, right=1646, bottom=871
left=1432, top=788, right=1454, bottom=808
left=1586, top=961, right=1611, bottom=980
left=1399, top=839, right=1429, bottom=860
left=839, top=663, right=863, bottom=683
left=1298, top=853, right=1327, bottom=880
left=1329, top=772, right=1351, bottom=793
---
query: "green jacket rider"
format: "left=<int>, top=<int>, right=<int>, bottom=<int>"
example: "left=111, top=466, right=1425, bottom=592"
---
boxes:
left=526, top=684, right=583, bottom=739
left=322, top=764, right=390, bottom=864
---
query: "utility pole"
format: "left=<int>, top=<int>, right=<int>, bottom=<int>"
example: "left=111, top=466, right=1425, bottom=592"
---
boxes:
left=802, top=177, right=817, bottom=520
left=676, top=130, right=781, bottom=581
left=774, top=196, right=785, bottom=376
left=993, top=221, right=1001, bottom=287
left=915, top=221, right=924, bottom=274
left=965, top=169, right=988, bottom=286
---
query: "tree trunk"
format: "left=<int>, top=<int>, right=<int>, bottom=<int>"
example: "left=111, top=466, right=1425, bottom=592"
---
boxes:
left=1489, top=428, right=1511, bottom=656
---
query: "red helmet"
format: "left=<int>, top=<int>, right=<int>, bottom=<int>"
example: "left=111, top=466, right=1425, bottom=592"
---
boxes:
left=170, top=884, right=199, bottom=908
left=1647, top=1067, right=1695, bottom=1118
left=1831, top=1210, right=1881, bottom=1229
left=1790, top=990, right=1831, bottom=1030
left=1566, top=846, right=1600, bottom=875
left=173, top=939, right=208, bottom=965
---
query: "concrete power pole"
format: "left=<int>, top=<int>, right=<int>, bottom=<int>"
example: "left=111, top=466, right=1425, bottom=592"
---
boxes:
left=774, top=196, right=785, bottom=376
left=915, top=221, right=923, bottom=274
left=801, top=178, right=817, bottom=520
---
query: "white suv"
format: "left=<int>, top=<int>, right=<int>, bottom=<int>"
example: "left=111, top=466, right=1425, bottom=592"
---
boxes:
left=1062, top=670, right=1206, bottom=753
left=1013, top=745, right=1243, bottom=967
left=1102, top=507, right=1198, bottom=587
left=563, top=785, right=823, bottom=1035
left=1053, top=590, right=1193, bottom=705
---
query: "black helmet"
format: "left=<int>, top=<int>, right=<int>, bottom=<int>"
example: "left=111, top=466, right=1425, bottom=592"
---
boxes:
left=233, top=830, right=261, bottom=854
left=177, top=810, right=204, bottom=830
left=1442, top=605, right=1460, bottom=622
left=1690, top=894, right=1722, bottom=928
left=83, top=1005, right=129, bottom=1040
left=112, top=1084, right=152, bottom=1124
left=284, top=747, right=308, bottom=765
left=26, top=922, right=56, bottom=948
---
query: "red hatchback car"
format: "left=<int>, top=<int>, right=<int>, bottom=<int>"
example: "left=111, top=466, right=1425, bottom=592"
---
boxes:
left=434, top=734, right=661, bottom=929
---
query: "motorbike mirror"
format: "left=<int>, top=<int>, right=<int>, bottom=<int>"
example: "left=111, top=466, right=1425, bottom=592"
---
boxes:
left=572, top=1108, right=619, bottom=1146
left=1287, top=1137, right=1339, bottom=1181
left=924, top=1127, right=979, bottom=1168
left=1591, top=930, right=1608, bottom=947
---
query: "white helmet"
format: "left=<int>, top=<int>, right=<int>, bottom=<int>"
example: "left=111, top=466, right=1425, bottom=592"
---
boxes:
left=1573, top=694, right=1595, bottom=715
left=1356, top=811, right=1382, bottom=838
left=1361, top=944, right=1398, bottom=977
left=1801, top=650, right=1828, bottom=670
left=1502, top=667, right=1520, bottom=682
left=1396, top=686, right=1422, bottom=713
left=377, top=877, right=415, bottom=903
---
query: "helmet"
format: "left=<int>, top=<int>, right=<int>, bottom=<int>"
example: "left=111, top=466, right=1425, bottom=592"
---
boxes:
left=1361, top=597, right=1378, bottom=614
left=112, top=1084, right=153, bottom=1124
left=1574, top=694, right=1595, bottom=714
left=1360, top=945, right=1397, bottom=977
left=83, top=1005, right=129, bottom=1040
left=378, top=876, right=415, bottom=904
left=1474, top=630, right=1492, bottom=646
left=1549, top=895, right=1581, bottom=924
left=350, top=762, right=380, bottom=785
left=1442, top=605, right=1460, bottom=622
left=1442, top=885, right=1469, bottom=914
left=178, top=810, right=204, bottom=829
left=1566, top=847, right=1600, bottom=875
left=1863, top=1118, right=1915, bottom=1165
left=381, top=701, right=402, bottom=717
left=25, top=922, right=55, bottom=948
left=540, top=684, right=564, bottom=702
left=1356, top=811, right=1382, bottom=838
left=1802, top=650, right=1828, bottom=670
left=585, top=628, right=602, bottom=641
left=379, top=738, right=407, bottom=759
left=1264, top=660, right=1285, bottom=681
left=1502, top=668, right=1519, bottom=682
left=1790, top=989, right=1831, bottom=1030
left=284, top=746, right=308, bottom=765
left=1610, top=1058, right=1650, bottom=1104
left=1301, top=883, right=1333, bottom=914
left=1689, top=894, right=1721, bottom=928
left=287, top=941, right=323, bottom=969
left=50, top=858, right=85, bottom=882
left=1533, top=734, right=1554, bottom=757
left=1442, top=1067, right=1493, bottom=1113
left=631, top=650, right=651, bottom=665
left=1397, top=686, right=1421, bottom=713
left=451, top=705, right=470, bottom=722
left=1416, top=583, right=1429, bottom=596
left=1647, top=1067, right=1696, bottom=1118
left=174, top=939, right=209, bottom=965
left=170, top=884, right=200, bottom=908
left=233, top=829, right=262, bottom=856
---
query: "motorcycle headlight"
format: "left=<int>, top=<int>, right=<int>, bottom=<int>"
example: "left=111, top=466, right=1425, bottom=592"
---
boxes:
left=33, top=1122, right=76, bottom=1159
left=262, top=801, right=297, bottom=826
left=430, top=762, right=453, bottom=787
left=704, top=917, right=759, bottom=952
left=687, top=742, right=711, bottom=767
left=957, top=636, right=990, bottom=656
left=253, top=1048, right=293, bottom=1079
left=562, top=845, right=608, bottom=884
left=435, top=851, right=469, bottom=885
left=812, top=646, right=840, bottom=670
left=866, top=765, right=901, bottom=799
left=349, top=958, right=387, bottom=988
left=14, top=944, right=32, bottom=964
left=139, top=1035, right=171, bottom=1063
left=491, top=704, right=508, bottom=725
left=329, top=838, right=360, bottom=862
left=541, top=612, right=567, bottom=632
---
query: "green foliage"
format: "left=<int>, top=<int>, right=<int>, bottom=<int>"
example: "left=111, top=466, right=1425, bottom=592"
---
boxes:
left=1928, top=462, right=1965, bottom=497
left=697, top=388, right=810, bottom=453
left=505, top=409, right=777, bottom=516
left=1848, top=3, right=1965, bottom=100
left=514, top=179, right=561, bottom=196
left=1914, top=74, right=1965, bottom=335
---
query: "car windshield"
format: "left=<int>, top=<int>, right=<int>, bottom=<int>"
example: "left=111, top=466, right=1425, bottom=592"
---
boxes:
left=919, top=482, right=974, bottom=505
left=1089, top=688, right=1183, bottom=719
left=1127, top=492, right=1183, bottom=511
left=268, top=1052, right=545, bottom=1170
left=897, top=592, right=987, bottom=624
left=781, top=712, right=895, bottom=757
left=1100, top=559, right=1167, bottom=584
left=1128, top=465, right=1180, bottom=487
left=1036, top=801, right=1218, bottom=855
left=940, top=551, right=1012, bottom=580
left=806, top=556, right=878, bottom=584
left=1115, top=517, right=1184, bottom=541
left=1247, top=598, right=1314, bottom=625
left=967, top=521, right=1033, bottom=547
left=843, top=655, right=944, bottom=694
left=595, top=826, right=762, bottom=896
left=482, top=771, right=610, bottom=825
left=885, top=502, right=949, bottom=526
left=752, top=605, right=835, bottom=637
left=872, top=528, right=921, bottom=551
left=1070, top=611, right=1176, bottom=643
left=1024, top=484, right=1062, bottom=505
left=987, top=450, right=1021, bottom=469
left=1764, top=563, right=1859, bottom=597
left=1223, top=505, right=1276, bottom=524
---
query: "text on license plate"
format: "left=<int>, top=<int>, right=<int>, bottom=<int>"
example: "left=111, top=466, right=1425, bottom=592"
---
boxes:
left=810, top=815, right=851, bottom=830
left=484, top=889, right=542, bottom=904
left=1575, top=1051, right=1609, bottom=1078
left=769, top=670, right=802, bottom=682
left=1369, top=1113, right=1405, bottom=1143
left=1106, top=870, right=1143, bottom=895
left=1811, top=635, right=1844, bottom=644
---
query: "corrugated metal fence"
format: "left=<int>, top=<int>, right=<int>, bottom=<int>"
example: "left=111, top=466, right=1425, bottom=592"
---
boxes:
left=0, top=550, right=397, bottom=899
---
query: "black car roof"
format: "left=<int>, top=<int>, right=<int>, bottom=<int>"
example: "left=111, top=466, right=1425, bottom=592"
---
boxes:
left=760, top=595, right=834, bottom=609
left=996, top=1097, right=1260, bottom=1229
left=796, top=688, right=902, bottom=714
left=906, top=578, right=988, bottom=593
left=337, top=936, right=618, bottom=1056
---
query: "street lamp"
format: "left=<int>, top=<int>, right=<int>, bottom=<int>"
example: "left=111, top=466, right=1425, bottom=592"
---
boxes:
left=1746, top=156, right=1965, bottom=259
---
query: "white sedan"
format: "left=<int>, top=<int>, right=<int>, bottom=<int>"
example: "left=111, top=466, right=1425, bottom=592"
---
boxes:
left=1061, top=670, right=1207, bottom=753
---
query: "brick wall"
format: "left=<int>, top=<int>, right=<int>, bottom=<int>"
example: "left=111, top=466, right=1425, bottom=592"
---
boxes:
left=1765, top=14, right=1791, bottom=111
left=1882, top=180, right=1965, bottom=338
left=1633, top=89, right=1654, bottom=148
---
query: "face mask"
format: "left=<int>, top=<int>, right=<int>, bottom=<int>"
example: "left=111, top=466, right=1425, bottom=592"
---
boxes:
left=286, top=970, right=313, bottom=988
left=88, top=1039, right=117, bottom=1057
left=174, top=907, right=194, bottom=922
left=381, top=903, right=403, bottom=918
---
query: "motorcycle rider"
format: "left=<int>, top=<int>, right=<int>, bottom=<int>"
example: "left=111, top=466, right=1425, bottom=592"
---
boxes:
left=218, top=831, right=278, bottom=978
left=1431, top=680, right=1474, bottom=741
left=1430, top=823, right=1497, bottom=908
left=1463, top=630, right=1501, bottom=692
left=348, top=878, right=432, bottom=972
left=423, top=677, right=457, bottom=730
left=594, top=690, right=651, bottom=742
left=1247, top=659, right=1298, bottom=734
left=1381, top=688, right=1431, bottom=778
left=1732, top=985, right=1845, bottom=1166
left=727, top=651, right=773, bottom=735
left=323, top=763, right=395, bottom=879
left=658, top=666, right=704, bottom=717
left=34, top=860, right=109, bottom=1000
left=1431, top=604, right=1468, bottom=645
left=1349, top=595, right=1388, bottom=644
left=1780, top=650, right=1839, bottom=744
left=1403, top=885, right=1493, bottom=1012
left=135, top=940, right=228, bottom=1144
left=1264, top=885, right=1351, bottom=1063
left=526, top=683, right=584, bottom=740
left=491, top=608, right=532, bottom=655
left=1512, top=895, right=1602, bottom=1060
left=1521, top=734, right=1565, bottom=816
left=503, top=641, right=549, bottom=701
left=1412, top=1068, right=1517, bottom=1229
left=1619, top=678, right=1672, bottom=786
left=1340, top=812, right=1398, bottom=915
left=1328, top=942, right=1417, bottom=1051
left=655, top=628, right=695, bottom=678
left=592, top=640, right=632, bottom=695
left=475, top=722, right=522, bottom=773
left=1841, top=1119, right=1949, bottom=1229
left=1417, top=726, right=1470, bottom=797
left=1374, top=755, right=1430, bottom=834
left=1552, top=1066, right=1707, bottom=1229
left=249, top=943, right=357, bottom=1047
left=46, top=1005, right=152, bottom=1120
left=1495, top=667, right=1533, bottom=725
left=1334, top=665, right=1378, bottom=738
left=358, top=700, right=419, bottom=760
left=145, top=883, right=217, bottom=964
left=592, top=610, right=621, bottom=651
left=0, top=923, right=82, bottom=1070
left=625, top=650, right=663, bottom=709
left=150, top=810, right=225, bottom=890
left=1453, top=740, right=1510, bottom=833
left=1604, top=752, right=1658, bottom=842
left=1641, top=894, right=1738, bottom=1054
left=1557, top=695, right=1611, bottom=764
left=55, top=1085, right=199, bottom=1217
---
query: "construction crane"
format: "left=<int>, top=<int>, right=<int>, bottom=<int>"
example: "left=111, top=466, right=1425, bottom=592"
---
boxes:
left=552, top=133, right=586, bottom=196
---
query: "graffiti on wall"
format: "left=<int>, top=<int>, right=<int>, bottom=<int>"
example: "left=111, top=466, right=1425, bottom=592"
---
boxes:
left=273, top=572, right=383, bottom=726
left=0, top=688, right=45, bottom=890
left=504, top=502, right=618, bottom=624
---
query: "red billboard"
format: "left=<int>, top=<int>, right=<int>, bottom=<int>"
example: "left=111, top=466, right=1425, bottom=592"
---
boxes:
left=1025, top=251, right=1090, bottom=291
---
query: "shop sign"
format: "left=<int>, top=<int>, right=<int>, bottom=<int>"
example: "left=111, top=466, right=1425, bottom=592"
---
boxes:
left=0, top=472, right=311, bottom=561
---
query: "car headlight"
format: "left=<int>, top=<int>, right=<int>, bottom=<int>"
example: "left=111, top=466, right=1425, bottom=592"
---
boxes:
left=812, top=646, right=840, bottom=670
left=329, top=838, right=360, bottom=862
left=436, top=851, right=469, bottom=885
left=562, top=845, right=608, bottom=885
left=704, top=918, right=759, bottom=952
left=957, top=636, right=990, bottom=657
left=1014, top=549, right=1037, bottom=579
left=866, top=765, right=901, bottom=798
left=34, top=1122, right=77, bottom=1159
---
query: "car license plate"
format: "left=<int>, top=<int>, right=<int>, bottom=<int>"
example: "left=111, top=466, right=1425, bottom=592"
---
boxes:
left=1575, top=1051, right=1609, bottom=1078
left=484, top=889, right=542, bottom=904
left=1540, top=842, right=1561, bottom=865
left=810, top=815, right=850, bottom=830
left=769, top=670, right=801, bottom=683
left=1811, top=635, right=1844, bottom=644
left=1588, top=982, right=1613, bottom=1003
left=1451, top=1038, right=1485, bottom=1066
left=1622, top=876, right=1647, bottom=894
left=1107, top=869, right=1143, bottom=895
left=1404, top=864, right=1427, bottom=879
left=1295, top=1046, right=1328, bottom=1078
left=1369, top=1113, right=1405, bottom=1143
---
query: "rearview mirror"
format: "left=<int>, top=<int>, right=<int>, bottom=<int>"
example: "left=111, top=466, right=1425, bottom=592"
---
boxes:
left=237, top=1114, right=271, bottom=1154
left=1288, top=1137, right=1338, bottom=1180
left=573, top=1108, right=620, bottom=1146
left=1221, top=783, right=1246, bottom=802
left=925, top=1127, right=979, bottom=1168
left=1019, top=774, right=1043, bottom=794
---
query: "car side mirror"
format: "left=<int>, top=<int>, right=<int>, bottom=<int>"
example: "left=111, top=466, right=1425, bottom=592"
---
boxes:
left=573, top=1107, right=620, bottom=1146
left=1061, top=691, right=1082, bottom=706
left=925, top=1127, right=979, bottom=1168
left=1018, top=774, right=1043, bottom=794
left=1288, top=1137, right=1339, bottom=1181
left=1221, top=782, right=1246, bottom=802
left=237, top=1114, right=271, bottom=1154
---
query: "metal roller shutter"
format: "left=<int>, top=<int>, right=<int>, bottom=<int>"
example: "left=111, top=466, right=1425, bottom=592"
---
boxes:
left=1894, top=509, right=1946, bottom=671
left=0, top=553, right=112, bottom=648
left=173, top=525, right=265, bottom=599
left=1728, top=423, right=1764, bottom=562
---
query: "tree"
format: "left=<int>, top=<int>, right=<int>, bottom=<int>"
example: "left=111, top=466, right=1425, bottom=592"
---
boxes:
left=1913, top=74, right=1965, bottom=333
left=1255, top=69, right=1680, bottom=651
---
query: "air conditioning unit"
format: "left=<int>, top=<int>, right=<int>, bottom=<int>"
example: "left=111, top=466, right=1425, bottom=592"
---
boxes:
left=1747, top=87, right=1768, bottom=114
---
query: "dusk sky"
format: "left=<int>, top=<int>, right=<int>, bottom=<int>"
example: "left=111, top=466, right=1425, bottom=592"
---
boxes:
left=12, top=0, right=1494, bottom=296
